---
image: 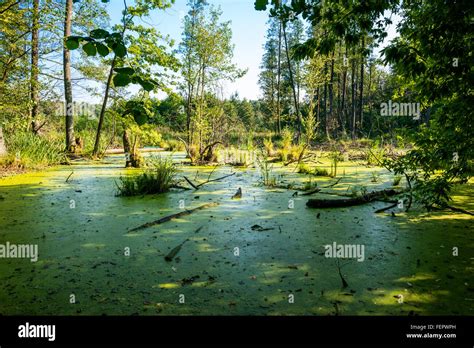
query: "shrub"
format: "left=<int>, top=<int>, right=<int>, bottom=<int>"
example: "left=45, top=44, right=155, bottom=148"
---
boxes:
left=314, top=168, right=329, bottom=176
left=298, top=163, right=312, bottom=174
left=116, top=156, right=176, bottom=196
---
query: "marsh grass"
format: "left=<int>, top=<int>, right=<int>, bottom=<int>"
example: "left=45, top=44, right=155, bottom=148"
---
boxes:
left=116, top=156, right=176, bottom=196
left=2, top=132, right=67, bottom=168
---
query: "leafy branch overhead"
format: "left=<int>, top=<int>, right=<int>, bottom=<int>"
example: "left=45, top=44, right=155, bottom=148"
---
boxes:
left=66, top=29, right=158, bottom=92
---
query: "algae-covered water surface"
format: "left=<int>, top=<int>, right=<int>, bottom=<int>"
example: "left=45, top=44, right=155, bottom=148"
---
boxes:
left=0, top=152, right=473, bottom=316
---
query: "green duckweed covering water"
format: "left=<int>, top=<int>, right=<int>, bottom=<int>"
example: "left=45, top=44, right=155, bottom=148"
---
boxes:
left=0, top=152, right=473, bottom=315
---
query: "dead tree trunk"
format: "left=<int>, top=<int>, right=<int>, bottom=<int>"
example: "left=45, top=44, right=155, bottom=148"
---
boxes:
left=306, top=189, right=401, bottom=208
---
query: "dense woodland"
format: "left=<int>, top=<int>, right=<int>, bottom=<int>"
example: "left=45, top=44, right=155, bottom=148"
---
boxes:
left=0, top=0, right=472, bottom=209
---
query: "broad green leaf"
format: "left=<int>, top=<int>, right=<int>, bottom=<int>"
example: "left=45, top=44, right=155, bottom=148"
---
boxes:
left=83, top=42, right=97, bottom=56
left=113, top=73, right=131, bottom=87
left=66, top=37, right=80, bottom=50
left=96, top=42, right=109, bottom=57
left=138, top=79, right=156, bottom=92
left=113, top=43, right=127, bottom=58
left=133, top=112, right=148, bottom=126
left=114, top=67, right=135, bottom=75
left=90, top=29, right=109, bottom=39
left=254, top=0, right=268, bottom=11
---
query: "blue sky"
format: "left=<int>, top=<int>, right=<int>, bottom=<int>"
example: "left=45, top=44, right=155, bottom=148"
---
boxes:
left=106, top=0, right=269, bottom=100
left=76, top=1, right=399, bottom=102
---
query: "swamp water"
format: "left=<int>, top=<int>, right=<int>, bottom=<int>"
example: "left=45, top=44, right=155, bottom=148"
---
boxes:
left=0, top=152, right=473, bottom=315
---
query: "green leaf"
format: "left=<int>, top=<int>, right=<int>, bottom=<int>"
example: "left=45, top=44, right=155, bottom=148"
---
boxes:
left=83, top=42, right=97, bottom=56
left=66, top=37, right=80, bottom=50
left=138, top=79, right=156, bottom=92
left=113, top=73, right=131, bottom=87
left=254, top=0, right=268, bottom=11
left=90, top=29, right=109, bottom=39
left=113, top=43, right=127, bottom=58
left=96, top=42, right=109, bottom=57
left=133, top=113, right=148, bottom=126
left=114, top=67, right=135, bottom=75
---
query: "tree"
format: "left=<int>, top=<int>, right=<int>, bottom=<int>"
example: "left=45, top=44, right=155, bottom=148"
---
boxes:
left=30, top=0, right=39, bottom=134
left=68, top=0, right=175, bottom=157
left=382, top=0, right=473, bottom=208
left=63, top=0, right=75, bottom=152
left=179, top=1, right=245, bottom=162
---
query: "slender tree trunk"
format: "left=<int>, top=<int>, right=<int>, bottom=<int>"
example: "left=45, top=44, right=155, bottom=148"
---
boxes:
left=341, top=45, right=348, bottom=135
left=30, top=0, right=39, bottom=134
left=276, top=20, right=282, bottom=134
left=93, top=56, right=116, bottom=157
left=351, top=49, right=356, bottom=139
left=328, top=51, right=335, bottom=139
left=93, top=15, right=129, bottom=157
left=316, top=87, right=320, bottom=125
left=323, top=61, right=328, bottom=139
left=359, top=37, right=365, bottom=133
left=64, top=0, right=75, bottom=153
left=282, top=22, right=301, bottom=142
left=367, top=60, right=373, bottom=136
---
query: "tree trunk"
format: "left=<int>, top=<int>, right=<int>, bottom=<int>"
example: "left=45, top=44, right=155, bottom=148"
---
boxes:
left=93, top=11, right=129, bottom=157
left=30, top=0, right=39, bottom=134
left=122, top=128, right=140, bottom=168
left=359, top=37, right=365, bottom=133
left=340, top=45, right=347, bottom=135
left=276, top=20, right=282, bottom=134
left=351, top=49, right=356, bottom=139
left=323, top=61, right=328, bottom=139
left=64, top=0, right=75, bottom=153
left=282, top=22, right=301, bottom=142
left=93, top=56, right=116, bottom=157
left=0, top=127, right=7, bottom=157
left=328, top=51, right=335, bottom=139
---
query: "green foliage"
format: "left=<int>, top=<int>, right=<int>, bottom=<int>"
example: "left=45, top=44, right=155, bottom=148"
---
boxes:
left=297, top=163, right=312, bottom=174
left=2, top=132, right=67, bottom=168
left=122, top=99, right=154, bottom=126
left=367, top=140, right=385, bottom=166
left=314, top=167, right=329, bottom=177
left=392, top=175, right=402, bottom=187
left=116, top=155, right=176, bottom=196
left=328, top=148, right=344, bottom=177
left=263, top=137, right=274, bottom=156
left=380, top=0, right=473, bottom=208
left=256, top=147, right=276, bottom=186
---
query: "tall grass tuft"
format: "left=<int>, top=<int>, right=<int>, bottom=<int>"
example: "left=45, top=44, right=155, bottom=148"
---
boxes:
left=2, top=132, right=67, bottom=168
left=116, top=155, right=176, bottom=196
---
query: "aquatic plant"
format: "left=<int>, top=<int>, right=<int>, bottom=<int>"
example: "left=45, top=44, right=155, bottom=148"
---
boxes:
left=116, top=155, right=176, bottom=196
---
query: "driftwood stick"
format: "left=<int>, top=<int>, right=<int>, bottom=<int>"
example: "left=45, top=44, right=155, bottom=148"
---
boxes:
left=301, top=188, right=321, bottom=196
left=374, top=202, right=398, bottom=213
left=170, top=184, right=191, bottom=191
left=445, top=205, right=474, bottom=216
left=195, top=172, right=236, bottom=188
left=183, top=176, right=199, bottom=190
left=128, top=202, right=219, bottom=232
left=322, top=177, right=343, bottom=188
left=65, top=171, right=74, bottom=183
left=164, top=239, right=188, bottom=262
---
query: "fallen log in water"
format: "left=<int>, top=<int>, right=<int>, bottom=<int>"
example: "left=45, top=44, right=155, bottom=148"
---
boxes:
left=306, top=189, right=401, bottom=208
left=128, top=202, right=219, bottom=232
